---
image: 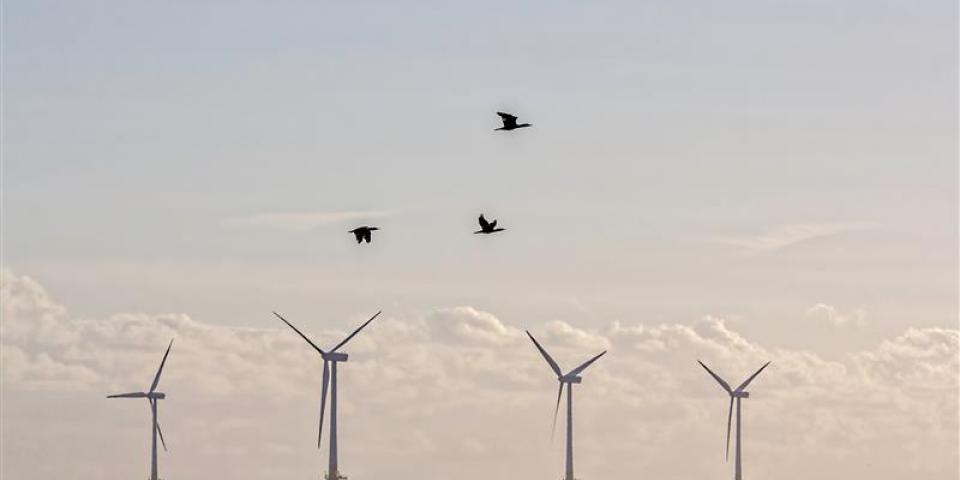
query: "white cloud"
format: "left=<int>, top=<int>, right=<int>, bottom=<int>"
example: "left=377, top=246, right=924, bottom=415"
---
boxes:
left=1, top=269, right=957, bottom=480
left=806, top=303, right=867, bottom=327
left=713, top=222, right=882, bottom=251
left=221, top=210, right=389, bottom=232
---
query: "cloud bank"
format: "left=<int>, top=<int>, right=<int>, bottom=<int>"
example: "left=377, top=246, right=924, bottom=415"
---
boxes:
left=1, top=269, right=956, bottom=480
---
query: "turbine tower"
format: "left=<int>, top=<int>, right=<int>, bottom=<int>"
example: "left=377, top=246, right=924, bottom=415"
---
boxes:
left=698, top=360, right=771, bottom=480
left=526, top=331, right=606, bottom=480
left=274, top=310, right=381, bottom=480
left=107, top=339, right=174, bottom=480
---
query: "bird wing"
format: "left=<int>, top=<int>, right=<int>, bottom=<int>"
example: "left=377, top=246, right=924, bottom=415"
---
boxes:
left=363, top=229, right=372, bottom=243
left=497, top=112, right=518, bottom=128
left=353, top=230, right=364, bottom=243
left=478, top=214, right=490, bottom=230
left=489, top=219, right=497, bottom=229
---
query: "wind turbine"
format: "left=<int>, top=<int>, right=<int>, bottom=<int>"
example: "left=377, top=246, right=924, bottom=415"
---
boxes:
left=698, top=360, right=771, bottom=480
left=273, top=310, right=382, bottom=480
left=526, top=331, right=606, bottom=480
left=107, top=339, right=174, bottom=480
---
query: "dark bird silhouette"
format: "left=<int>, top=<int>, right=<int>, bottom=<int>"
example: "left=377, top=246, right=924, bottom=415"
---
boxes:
left=474, top=214, right=505, bottom=234
left=495, top=112, right=531, bottom=131
left=349, top=226, right=378, bottom=244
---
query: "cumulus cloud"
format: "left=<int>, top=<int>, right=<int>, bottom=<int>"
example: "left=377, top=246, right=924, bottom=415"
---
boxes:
left=221, top=210, right=389, bottom=232
left=714, top=222, right=882, bottom=251
left=1, top=269, right=956, bottom=480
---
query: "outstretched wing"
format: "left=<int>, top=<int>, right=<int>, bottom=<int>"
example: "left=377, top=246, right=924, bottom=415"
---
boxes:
left=497, top=112, right=518, bottom=128
left=478, top=214, right=491, bottom=230
left=353, top=230, right=364, bottom=243
left=489, top=219, right=497, bottom=229
left=363, top=229, right=372, bottom=243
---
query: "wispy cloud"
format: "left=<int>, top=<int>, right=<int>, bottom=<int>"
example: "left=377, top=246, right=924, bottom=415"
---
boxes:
left=807, top=303, right=867, bottom=327
left=713, top=222, right=882, bottom=251
left=222, top=210, right=389, bottom=232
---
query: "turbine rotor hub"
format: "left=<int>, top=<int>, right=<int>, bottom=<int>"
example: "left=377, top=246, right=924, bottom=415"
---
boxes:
left=325, top=352, right=349, bottom=362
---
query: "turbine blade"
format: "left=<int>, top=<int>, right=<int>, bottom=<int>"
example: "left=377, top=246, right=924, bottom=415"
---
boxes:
left=697, top=360, right=733, bottom=394
left=155, top=405, right=168, bottom=452
left=149, top=339, right=174, bottom=393
left=566, top=350, right=607, bottom=377
left=107, top=392, right=148, bottom=398
left=526, top=331, right=562, bottom=377
left=551, top=382, right=563, bottom=441
left=157, top=421, right=167, bottom=451
left=318, top=360, right=330, bottom=449
left=725, top=396, right=733, bottom=461
left=734, top=361, right=771, bottom=393
left=273, top=312, right=325, bottom=355
left=331, top=311, right=382, bottom=353
left=147, top=398, right=167, bottom=452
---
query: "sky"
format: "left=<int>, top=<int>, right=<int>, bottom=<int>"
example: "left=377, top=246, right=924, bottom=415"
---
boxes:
left=2, top=1, right=958, bottom=479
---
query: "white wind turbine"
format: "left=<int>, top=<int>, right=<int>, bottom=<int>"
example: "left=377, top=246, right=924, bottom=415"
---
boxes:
left=273, top=310, right=381, bottom=480
left=527, top=331, right=607, bottom=480
left=107, top=339, right=174, bottom=480
left=698, top=360, right=771, bottom=480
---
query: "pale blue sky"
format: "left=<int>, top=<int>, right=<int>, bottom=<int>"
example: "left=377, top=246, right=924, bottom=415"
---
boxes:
left=4, top=0, right=957, bottom=353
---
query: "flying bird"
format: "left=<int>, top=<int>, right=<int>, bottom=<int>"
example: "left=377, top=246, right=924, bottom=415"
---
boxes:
left=495, top=112, right=531, bottom=131
left=349, top=226, right=378, bottom=244
left=474, top=214, right=505, bottom=234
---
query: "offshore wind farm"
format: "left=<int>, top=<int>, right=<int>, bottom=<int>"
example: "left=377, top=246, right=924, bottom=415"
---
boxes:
left=2, top=1, right=956, bottom=480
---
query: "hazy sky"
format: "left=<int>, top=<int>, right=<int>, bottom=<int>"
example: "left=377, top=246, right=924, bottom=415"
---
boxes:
left=2, top=1, right=957, bottom=479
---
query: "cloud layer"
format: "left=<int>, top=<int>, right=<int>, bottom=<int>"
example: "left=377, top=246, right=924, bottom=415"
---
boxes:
left=1, top=269, right=957, bottom=480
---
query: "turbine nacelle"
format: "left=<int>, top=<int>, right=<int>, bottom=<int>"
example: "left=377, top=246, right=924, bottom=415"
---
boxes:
left=733, top=391, right=749, bottom=398
left=149, top=392, right=167, bottom=400
left=324, top=352, right=349, bottom=362
left=559, top=375, right=583, bottom=384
